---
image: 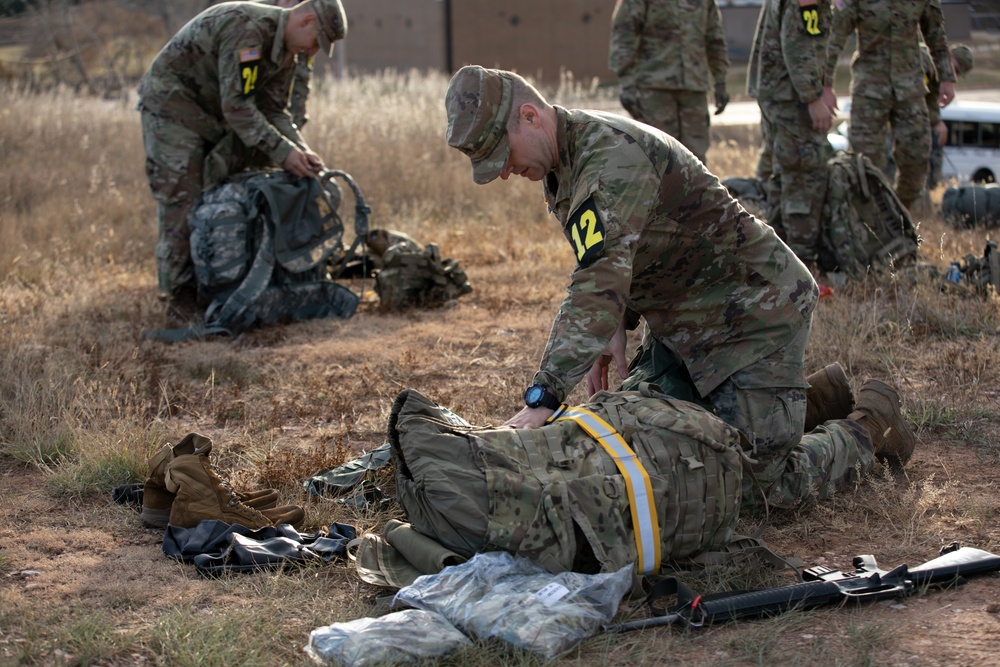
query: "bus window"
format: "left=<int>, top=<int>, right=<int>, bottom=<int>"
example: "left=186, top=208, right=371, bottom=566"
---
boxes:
left=980, top=122, right=1000, bottom=149
left=950, top=121, right=978, bottom=147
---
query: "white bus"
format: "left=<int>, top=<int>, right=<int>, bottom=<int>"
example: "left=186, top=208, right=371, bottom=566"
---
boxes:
left=940, top=100, right=1000, bottom=183
left=827, top=99, right=1000, bottom=184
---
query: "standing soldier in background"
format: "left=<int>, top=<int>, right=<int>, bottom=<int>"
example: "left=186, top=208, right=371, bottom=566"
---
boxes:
left=608, top=0, right=730, bottom=165
left=925, top=44, right=974, bottom=188
left=823, top=0, right=955, bottom=212
left=747, top=0, right=835, bottom=268
left=138, top=0, right=346, bottom=322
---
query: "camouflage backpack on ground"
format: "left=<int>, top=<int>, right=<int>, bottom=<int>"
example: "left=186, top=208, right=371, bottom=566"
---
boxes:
left=372, top=232, right=472, bottom=310
left=388, top=384, right=745, bottom=577
left=143, top=169, right=365, bottom=342
left=819, top=152, right=920, bottom=278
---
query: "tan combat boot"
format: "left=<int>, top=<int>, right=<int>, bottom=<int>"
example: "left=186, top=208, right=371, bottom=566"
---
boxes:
left=141, top=433, right=278, bottom=528
left=164, top=453, right=275, bottom=529
left=804, top=362, right=856, bottom=432
left=847, top=380, right=917, bottom=468
left=260, top=504, right=307, bottom=530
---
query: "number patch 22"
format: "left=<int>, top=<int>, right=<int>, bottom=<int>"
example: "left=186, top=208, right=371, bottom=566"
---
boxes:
left=568, top=196, right=606, bottom=266
left=799, top=2, right=823, bottom=36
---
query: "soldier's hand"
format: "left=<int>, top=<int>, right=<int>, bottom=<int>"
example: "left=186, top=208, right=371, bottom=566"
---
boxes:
left=714, top=84, right=729, bottom=115
left=282, top=149, right=320, bottom=178
left=808, top=97, right=834, bottom=133
left=502, top=406, right=554, bottom=430
left=585, top=320, right=629, bottom=397
left=821, top=86, right=839, bottom=114
left=939, top=81, right=955, bottom=108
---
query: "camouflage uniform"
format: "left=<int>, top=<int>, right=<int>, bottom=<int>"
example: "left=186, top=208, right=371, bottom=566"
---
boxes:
left=825, top=0, right=955, bottom=209
left=138, top=2, right=310, bottom=296
left=608, top=0, right=730, bottom=165
left=747, top=0, right=833, bottom=265
left=534, top=107, right=873, bottom=508
left=258, top=0, right=313, bottom=130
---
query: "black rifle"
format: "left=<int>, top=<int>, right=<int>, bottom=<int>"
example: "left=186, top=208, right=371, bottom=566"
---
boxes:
left=606, top=544, right=1000, bottom=633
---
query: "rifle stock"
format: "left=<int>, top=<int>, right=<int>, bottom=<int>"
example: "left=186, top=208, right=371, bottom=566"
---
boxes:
left=605, top=545, right=1000, bottom=633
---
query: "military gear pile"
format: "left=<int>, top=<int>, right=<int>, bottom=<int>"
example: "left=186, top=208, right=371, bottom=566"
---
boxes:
left=143, top=169, right=363, bottom=341
left=949, top=240, right=1000, bottom=297
left=388, top=384, right=744, bottom=577
left=941, top=183, right=1000, bottom=229
left=818, top=151, right=920, bottom=278
left=372, top=232, right=473, bottom=310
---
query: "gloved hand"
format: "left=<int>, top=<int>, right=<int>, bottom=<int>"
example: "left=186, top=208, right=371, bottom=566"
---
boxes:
left=714, top=83, right=730, bottom=115
left=619, top=86, right=640, bottom=119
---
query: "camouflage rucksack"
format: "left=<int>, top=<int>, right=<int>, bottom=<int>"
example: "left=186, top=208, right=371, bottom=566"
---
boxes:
left=373, top=233, right=473, bottom=310
left=388, top=384, right=744, bottom=576
left=819, top=152, right=920, bottom=278
left=143, top=169, right=364, bottom=341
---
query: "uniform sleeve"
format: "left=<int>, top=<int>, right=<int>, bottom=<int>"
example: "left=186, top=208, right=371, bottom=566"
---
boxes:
left=533, top=152, right=659, bottom=401
left=608, top=0, right=645, bottom=79
left=824, top=0, right=856, bottom=88
left=217, top=22, right=302, bottom=165
left=921, top=0, right=955, bottom=84
left=782, top=0, right=828, bottom=103
left=705, top=0, right=730, bottom=88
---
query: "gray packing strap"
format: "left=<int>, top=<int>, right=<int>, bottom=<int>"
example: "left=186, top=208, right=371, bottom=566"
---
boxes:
left=557, top=407, right=661, bottom=575
left=211, top=216, right=276, bottom=329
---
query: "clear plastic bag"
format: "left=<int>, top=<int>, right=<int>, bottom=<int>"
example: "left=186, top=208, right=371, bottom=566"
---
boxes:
left=305, top=609, right=471, bottom=667
left=394, top=551, right=632, bottom=659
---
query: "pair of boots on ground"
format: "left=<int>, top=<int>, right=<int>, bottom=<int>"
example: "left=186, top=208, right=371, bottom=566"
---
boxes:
left=806, top=363, right=916, bottom=467
left=141, top=432, right=305, bottom=530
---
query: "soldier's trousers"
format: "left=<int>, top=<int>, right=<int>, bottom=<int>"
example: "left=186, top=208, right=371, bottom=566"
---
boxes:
left=630, top=88, right=711, bottom=165
left=141, top=113, right=273, bottom=296
left=621, top=319, right=875, bottom=510
left=849, top=95, right=930, bottom=208
left=758, top=99, right=831, bottom=265
left=140, top=111, right=210, bottom=297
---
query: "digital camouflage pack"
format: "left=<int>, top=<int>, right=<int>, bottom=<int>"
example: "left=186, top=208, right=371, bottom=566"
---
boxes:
left=143, top=169, right=363, bottom=341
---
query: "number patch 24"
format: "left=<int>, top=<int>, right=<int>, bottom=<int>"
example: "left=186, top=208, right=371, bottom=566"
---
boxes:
left=568, top=196, right=606, bottom=265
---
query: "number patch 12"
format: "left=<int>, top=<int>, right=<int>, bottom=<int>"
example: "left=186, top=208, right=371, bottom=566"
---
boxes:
left=568, top=196, right=606, bottom=266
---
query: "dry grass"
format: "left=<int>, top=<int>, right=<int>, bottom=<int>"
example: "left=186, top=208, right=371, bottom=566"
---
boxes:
left=1, top=70, right=999, bottom=666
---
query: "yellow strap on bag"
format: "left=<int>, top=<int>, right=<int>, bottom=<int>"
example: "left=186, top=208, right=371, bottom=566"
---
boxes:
left=556, top=407, right=661, bottom=574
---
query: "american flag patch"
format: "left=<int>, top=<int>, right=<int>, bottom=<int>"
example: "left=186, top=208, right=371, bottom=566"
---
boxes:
left=833, top=0, right=846, bottom=10
left=239, top=48, right=260, bottom=63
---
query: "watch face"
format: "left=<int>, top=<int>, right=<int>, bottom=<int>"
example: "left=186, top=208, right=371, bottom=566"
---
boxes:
left=525, top=385, right=545, bottom=407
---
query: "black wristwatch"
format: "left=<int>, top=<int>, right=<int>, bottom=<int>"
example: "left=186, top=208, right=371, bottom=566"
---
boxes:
left=523, top=384, right=561, bottom=411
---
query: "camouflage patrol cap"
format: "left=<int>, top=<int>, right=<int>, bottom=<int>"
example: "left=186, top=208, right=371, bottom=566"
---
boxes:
left=446, top=66, right=513, bottom=185
left=312, top=0, right=347, bottom=57
left=952, top=44, right=974, bottom=77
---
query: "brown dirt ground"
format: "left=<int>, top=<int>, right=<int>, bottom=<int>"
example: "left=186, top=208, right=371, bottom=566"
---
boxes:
left=2, top=297, right=999, bottom=666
